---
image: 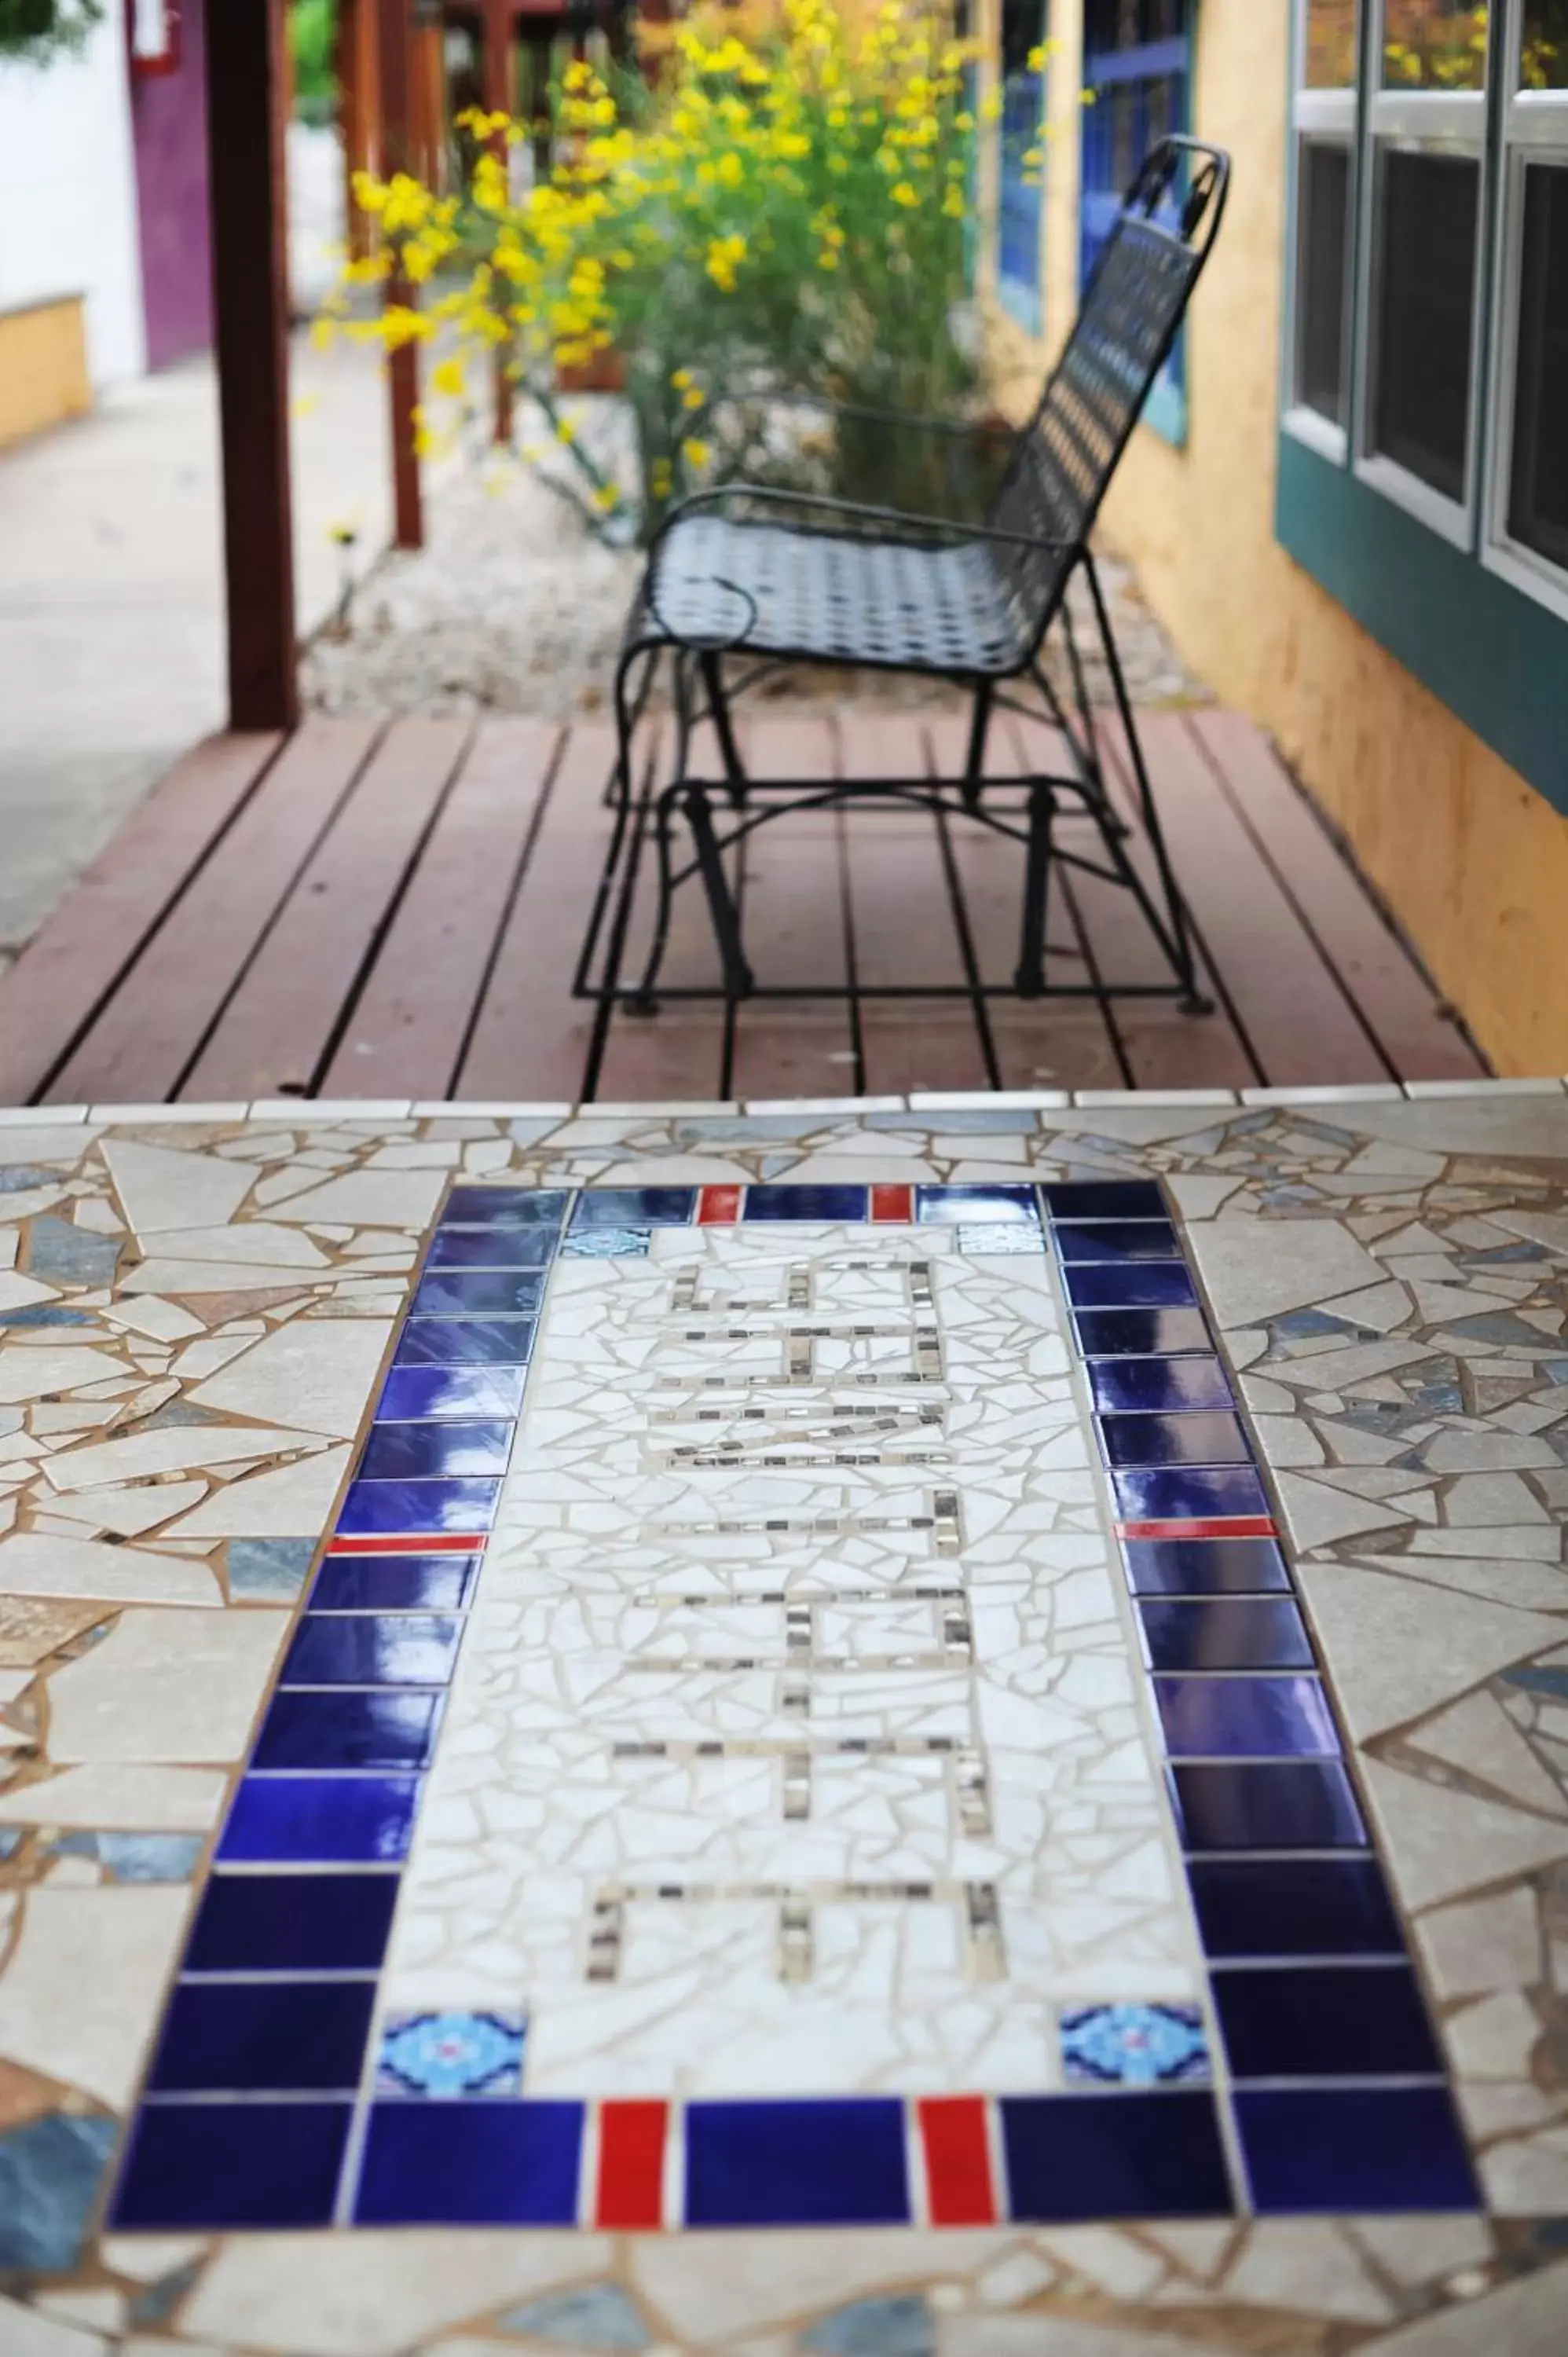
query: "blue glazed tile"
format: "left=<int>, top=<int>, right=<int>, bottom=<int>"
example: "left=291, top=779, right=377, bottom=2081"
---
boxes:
left=800, top=2295, right=934, bottom=2356
left=51, top=1832, right=204, bottom=1882
left=1156, top=1676, right=1340, bottom=1758
left=1214, top=1963, right=1443, bottom=2079
left=562, top=1226, right=650, bottom=1260
left=1189, top=1858, right=1404, bottom=1958
left=335, top=1479, right=500, bottom=1535
left=412, top=1268, right=547, bottom=1318
left=184, top=1872, right=399, bottom=1974
left=1055, top=1221, right=1181, bottom=1263
left=1100, top=1412, right=1251, bottom=1469
left=358, top=1420, right=514, bottom=1482
left=0, top=1163, right=54, bottom=1191
left=1059, top=2003, right=1211, bottom=2086
left=1113, top=1466, right=1270, bottom=1522
left=1236, top=2086, right=1477, bottom=2212
left=915, top=1185, right=1039, bottom=1226
left=281, top=1614, right=462, bottom=1688
left=685, top=2099, right=910, bottom=2227
left=354, top=2101, right=584, bottom=2225
left=1064, top=1263, right=1198, bottom=1310
left=377, top=2010, right=526, bottom=2098
left=110, top=2102, right=351, bottom=2230
left=1090, top=1358, right=1234, bottom=1413
left=1123, top=1538, right=1289, bottom=1595
left=999, top=2091, right=1231, bottom=2220
left=310, top=1554, right=477, bottom=1611
left=0, top=1830, right=20, bottom=1860
left=227, top=1538, right=315, bottom=1600
left=217, top=1776, right=419, bottom=1864
left=443, top=1185, right=569, bottom=1227
left=500, top=2285, right=652, bottom=2348
left=148, top=1979, right=374, bottom=2094
left=426, top=1227, right=558, bottom=1270
left=0, top=2113, right=119, bottom=2271
left=571, top=1187, right=695, bottom=1228
left=1042, top=1180, right=1167, bottom=1221
left=1075, top=1308, right=1213, bottom=1357
left=0, top=1304, right=95, bottom=1328
left=745, top=1184, right=870, bottom=1222
left=376, top=1365, right=526, bottom=1421
left=394, top=1320, right=535, bottom=1369
left=26, top=1215, right=123, bottom=1284
left=1140, top=1600, right=1313, bottom=1672
left=1168, top=1761, right=1369, bottom=1851
left=253, top=1688, right=443, bottom=1770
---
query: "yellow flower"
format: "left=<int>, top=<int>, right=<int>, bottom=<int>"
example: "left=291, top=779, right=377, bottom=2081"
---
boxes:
left=682, top=383, right=705, bottom=409
left=592, top=483, right=620, bottom=512
left=682, top=437, right=712, bottom=469
left=555, top=417, right=577, bottom=445
left=430, top=357, right=465, bottom=398
left=650, top=457, right=673, bottom=497
left=671, top=367, right=695, bottom=389
left=705, top=232, right=746, bottom=291
left=942, top=185, right=965, bottom=218
left=891, top=181, right=918, bottom=207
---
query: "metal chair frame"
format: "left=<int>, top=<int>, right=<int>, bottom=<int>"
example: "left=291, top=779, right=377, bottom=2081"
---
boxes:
left=573, top=137, right=1232, bottom=1065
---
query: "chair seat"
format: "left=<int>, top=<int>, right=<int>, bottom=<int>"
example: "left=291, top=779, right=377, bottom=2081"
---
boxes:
left=638, top=512, right=1029, bottom=674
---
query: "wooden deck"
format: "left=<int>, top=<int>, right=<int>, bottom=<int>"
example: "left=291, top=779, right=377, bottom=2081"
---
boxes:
left=0, top=704, right=1486, bottom=1107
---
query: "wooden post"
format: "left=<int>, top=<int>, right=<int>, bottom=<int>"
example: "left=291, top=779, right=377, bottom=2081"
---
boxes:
left=483, top=0, right=515, bottom=448
left=205, top=0, right=299, bottom=731
left=377, top=0, right=425, bottom=549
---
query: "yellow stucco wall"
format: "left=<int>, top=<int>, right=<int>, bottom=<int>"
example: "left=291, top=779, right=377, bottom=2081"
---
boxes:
left=0, top=295, right=90, bottom=451
left=976, top=1, right=1568, bottom=1077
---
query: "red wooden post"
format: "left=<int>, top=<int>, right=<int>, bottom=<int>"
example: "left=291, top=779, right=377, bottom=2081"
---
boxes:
left=483, top=0, right=515, bottom=447
left=377, top=0, right=425, bottom=549
left=204, top=0, right=299, bottom=731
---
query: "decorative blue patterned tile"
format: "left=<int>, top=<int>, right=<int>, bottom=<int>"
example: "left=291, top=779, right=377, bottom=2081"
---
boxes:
left=393, top=1319, right=535, bottom=1369
left=1189, top=1858, right=1403, bottom=1957
left=1214, top=1963, right=1443, bottom=2079
left=745, top=1184, right=870, bottom=1222
left=1112, top=1466, right=1270, bottom=1522
left=500, top=2284, right=650, bottom=2348
left=1090, top=1358, right=1234, bottom=1413
left=915, top=1184, right=1039, bottom=1225
left=1236, top=2086, right=1477, bottom=2213
left=571, top=1187, right=695, bottom=1228
left=280, top=1615, right=462, bottom=1688
left=310, top=1554, right=477, bottom=1611
left=358, top=1420, right=514, bottom=1481
left=376, top=1365, right=526, bottom=1421
left=1042, top=1180, right=1167, bottom=1221
left=1075, top=1307, right=1213, bottom=1357
left=999, top=2091, right=1231, bottom=2220
left=1064, top=1263, right=1199, bottom=1310
left=226, top=1537, right=315, bottom=1600
left=685, top=2099, right=910, bottom=2227
left=412, top=1268, right=548, bottom=1318
left=801, top=2294, right=934, bottom=2356
left=443, top=1186, right=569, bottom=1227
left=217, top=1776, right=419, bottom=1864
left=354, top=2101, right=583, bottom=2225
left=0, top=2113, right=119, bottom=2270
left=253, top=1689, right=443, bottom=1771
left=1123, top=1538, right=1289, bottom=1594
left=110, top=2102, right=352, bottom=2230
left=335, top=1478, right=500, bottom=1534
left=427, top=1226, right=558, bottom=1270
left=1167, top=1761, right=1368, bottom=1851
left=377, top=2010, right=526, bottom=2098
left=148, top=1979, right=375, bottom=2094
left=1156, top=1675, right=1340, bottom=1758
left=1055, top=1221, right=1181, bottom=1263
left=562, top=1226, right=651, bottom=1259
left=1100, top=1412, right=1251, bottom=1469
left=1140, top=1599, right=1313, bottom=1672
left=184, top=1872, right=399, bottom=1974
left=1059, top=2003, right=1211, bottom=2086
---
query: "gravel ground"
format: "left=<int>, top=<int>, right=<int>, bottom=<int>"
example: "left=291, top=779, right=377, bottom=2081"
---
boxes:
left=302, top=405, right=1208, bottom=720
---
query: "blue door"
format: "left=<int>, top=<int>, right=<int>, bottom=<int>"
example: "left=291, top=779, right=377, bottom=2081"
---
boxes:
left=998, top=0, right=1046, bottom=333
left=1080, top=0, right=1192, bottom=442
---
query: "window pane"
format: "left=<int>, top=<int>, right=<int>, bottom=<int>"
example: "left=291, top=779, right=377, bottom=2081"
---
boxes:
left=1296, top=142, right=1353, bottom=422
left=1508, top=163, right=1568, bottom=570
left=1382, top=0, right=1488, bottom=90
left=1306, top=0, right=1359, bottom=86
left=1522, top=0, right=1568, bottom=88
left=1371, top=148, right=1478, bottom=500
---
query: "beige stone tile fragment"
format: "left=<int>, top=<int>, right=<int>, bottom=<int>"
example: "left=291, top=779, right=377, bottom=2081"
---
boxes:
left=101, top=1139, right=256, bottom=1238
left=132, top=1221, right=331, bottom=1268
left=1038, top=2227, right=1166, bottom=2303
left=1247, top=1413, right=1326, bottom=1468
left=167, top=1445, right=352, bottom=1536
left=1460, top=2081, right=1557, bottom=2135
left=35, top=2291, right=125, bottom=2334
left=0, top=2056, right=66, bottom=2129
left=1348, top=2217, right=1492, bottom=2287
left=976, top=2250, right=1057, bottom=2306
left=1360, top=1757, right=1568, bottom=1910
left=0, top=1596, right=108, bottom=1667
left=1447, top=1988, right=1546, bottom=2078
left=0, top=1534, right=221, bottom=1607
left=1417, top=1886, right=1543, bottom=1999
left=183, top=2233, right=613, bottom=2357
left=189, top=1318, right=394, bottom=1438
left=0, top=1883, right=189, bottom=2106
left=632, top=2232, right=1012, bottom=2344
left=72, top=1197, right=123, bottom=1233
left=1138, top=2223, right=1240, bottom=2281
left=1412, top=1686, right=1568, bottom=1813
left=100, top=1297, right=206, bottom=1343
left=269, top=1169, right=447, bottom=1228
left=46, top=1607, right=288, bottom=1764
left=1359, top=1550, right=1568, bottom=1611
left=0, top=1348, right=130, bottom=1406
left=0, top=2300, right=108, bottom=2357
left=97, top=2232, right=211, bottom=2279
left=939, top=2320, right=1231, bottom=2357
left=1220, top=2222, right=1395, bottom=2324
left=1445, top=1470, right=1552, bottom=1527
left=1296, top=1563, right=1567, bottom=1740
left=1189, top=1215, right=1383, bottom=1329
left=42, top=1424, right=327, bottom=1492
left=0, top=1274, right=58, bottom=1314
left=46, top=1482, right=209, bottom=1539
left=120, top=2343, right=240, bottom=2357
left=0, top=1762, right=226, bottom=1829
left=1477, top=2132, right=1568, bottom=2213
left=1274, top=1475, right=1417, bottom=1553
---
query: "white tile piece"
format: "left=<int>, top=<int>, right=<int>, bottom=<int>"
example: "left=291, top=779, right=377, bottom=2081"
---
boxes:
left=744, top=1098, right=908, bottom=1116
left=46, top=1607, right=288, bottom=1763
left=0, top=2299, right=108, bottom=2357
left=0, top=1884, right=190, bottom=2107
left=267, top=1170, right=448, bottom=1227
left=0, top=1532, right=222, bottom=1606
left=0, top=1762, right=228, bottom=1830
left=42, top=1424, right=328, bottom=1492
left=90, top=1104, right=250, bottom=1123
left=189, top=1318, right=394, bottom=1437
left=1071, top=1089, right=1238, bottom=1108
left=413, top=1101, right=573, bottom=1116
left=1404, top=1078, right=1563, bottom=1098
left=100, top=1139, right=255, bottom=1237
left=165, top=1444, right=353, bottom=1535
left=1295, top=1562, right=1566, bottom=1743
left=1238, top=1083, right=1404, bottom=1105
left=248, top=1098, right=413, bottom=1120
left=0, top=1107, right=90, bottom=1126
left=908, top=1092, right=1071, bottom=1111
left=588, top=1102, right=742, bottom=1116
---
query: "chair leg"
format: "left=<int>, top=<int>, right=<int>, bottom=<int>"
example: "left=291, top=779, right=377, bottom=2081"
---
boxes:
left=628, top=782, right=684, bottom=1014
left=961, top=682, right=992, bottom=808
left=685, top=786, right=755, bottom=999
left=1013, top=779, right=1056, bottom=998
left=700, top=652, right=749, bottom=809
left=1082, top=551, right=1211, bottom=1015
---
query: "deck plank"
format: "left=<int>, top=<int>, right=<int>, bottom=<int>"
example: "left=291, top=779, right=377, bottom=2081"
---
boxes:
left=49, top=719, right=379, bottom=1106
left=316, top=717, right=562, bottom=1102
left=0, top=732, right=281, bottom=1105
left=1185, top=706, right=1485, bottom=1083
left=728, top=717, right=859, bottom=1103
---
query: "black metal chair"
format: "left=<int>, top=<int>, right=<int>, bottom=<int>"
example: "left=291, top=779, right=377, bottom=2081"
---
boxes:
left=577, top=135, right=1231, bottom=1039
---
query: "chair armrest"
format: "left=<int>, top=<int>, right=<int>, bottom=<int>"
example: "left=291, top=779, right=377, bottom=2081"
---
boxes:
left=649, top=482, right=1072, bottom=563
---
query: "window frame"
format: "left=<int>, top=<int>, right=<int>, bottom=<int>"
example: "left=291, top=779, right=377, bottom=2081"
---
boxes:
left=1283, top=11, right=1359, bottom=464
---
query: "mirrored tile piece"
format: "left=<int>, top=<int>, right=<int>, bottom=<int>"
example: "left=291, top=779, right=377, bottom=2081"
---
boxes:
left=1188, top=1857, right=1404, bottom=1958
left=216, top=1776, right=419, bottom=1864
left=147, top=1979, right=375, bottom=2094
left=357, top=1420, right=515, bottom=1482
left=110, top=2102, right=352, bottom=2230
left=376, top=1365, right=527, bottom=1421
left=183, top=1872, right=400, bottom=1974
left=1055, top=1221, right=1181, bottom=1263
left=1156, top=1676, right=1341, bottom=1758
left=1000, top=2091, right=1231, bottom=2219
left=252, top=1689, right=445, bottom=1770
left=354, top=2102, right=584, bottom=2225
left=1214, top=1963, right=1443, bottom=2078
left=280, top=1615, right=462, bottom=1688
left=684, top=2099, right=910, bottom=2227
left=1140, top=1599, right=1314, bottom=1671
left=1091, top=1357, right=1235, bottom=1413
left=309, top=1554, right=477, bottom=1611
left=1123, top=1537, right=1290, bottom=1594
left=1100, top=1412, right=1251, bottom=1468
left=1167, top=1761, right=1369, bottom=1851
left=1236, top=2085, right=1478, bottom=2212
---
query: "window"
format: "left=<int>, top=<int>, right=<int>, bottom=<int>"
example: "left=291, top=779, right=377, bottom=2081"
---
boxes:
left=998, top=0, right=1046, bottom=332
left=1080, top=0, right=1192, bottom=442
left=1491, top=0, right=1568, bottom=608
left=1287, top=2, right=1358, bottom=449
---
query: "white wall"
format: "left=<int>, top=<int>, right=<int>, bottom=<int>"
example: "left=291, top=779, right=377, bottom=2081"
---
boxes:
left=0, top=0, right=145, bottom=386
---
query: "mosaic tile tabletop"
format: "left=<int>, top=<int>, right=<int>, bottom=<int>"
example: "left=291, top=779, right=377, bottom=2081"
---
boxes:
left=4, top=1085, right=1568, bottom=2355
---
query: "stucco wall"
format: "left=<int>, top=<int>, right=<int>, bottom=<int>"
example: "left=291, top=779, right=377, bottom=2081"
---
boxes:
left=130, top=0, right=213, bottom=371
left=978, top=0, right=1568, bottom=1078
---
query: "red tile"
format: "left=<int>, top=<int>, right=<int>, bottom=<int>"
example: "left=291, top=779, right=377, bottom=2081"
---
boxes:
left=871, top=1184, right=914, bottom=1224
left=918, top=2095, right=997, bottom=2226
left=595, top=2099, right=667, bottom=2228
left=326, top=1533, right=487, bottom=1556
left=697, top=1186, right=742, bottom=1226
left=1117, top=1516, right=1278, bottom=1543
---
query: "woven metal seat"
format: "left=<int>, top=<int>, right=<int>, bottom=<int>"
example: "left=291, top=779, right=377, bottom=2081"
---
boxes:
left=576, top=137, right=1232, bottom=1086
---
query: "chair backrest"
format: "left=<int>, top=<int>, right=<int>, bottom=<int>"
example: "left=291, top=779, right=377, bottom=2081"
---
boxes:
left=987, top=136, right=1230, bottom=654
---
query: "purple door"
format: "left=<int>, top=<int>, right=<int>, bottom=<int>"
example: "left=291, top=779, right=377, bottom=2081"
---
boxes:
left=129, top=0, right=214, bottom=369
